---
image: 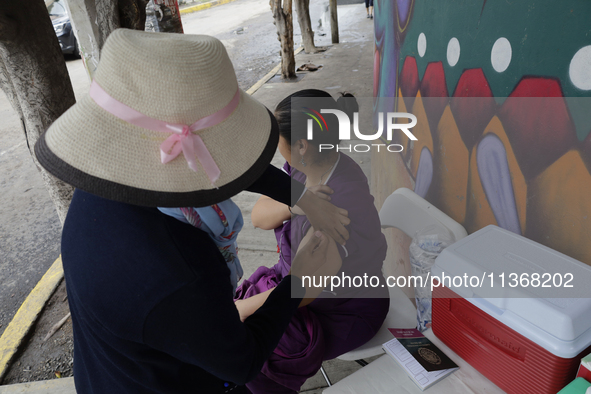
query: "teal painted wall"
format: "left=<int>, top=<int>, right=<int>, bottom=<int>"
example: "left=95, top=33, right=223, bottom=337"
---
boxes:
left=373, top=0, right=591, bottom=263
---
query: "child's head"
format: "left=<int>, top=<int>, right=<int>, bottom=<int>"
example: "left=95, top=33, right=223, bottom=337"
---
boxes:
left=274, top=89, right=358, bottom=167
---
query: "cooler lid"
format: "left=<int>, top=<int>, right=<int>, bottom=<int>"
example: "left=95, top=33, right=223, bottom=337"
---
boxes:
left=431, top=225, right=591, bottom=356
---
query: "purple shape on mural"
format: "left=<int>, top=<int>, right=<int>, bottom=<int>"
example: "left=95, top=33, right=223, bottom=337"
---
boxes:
left=477, top=134, right=521, bottom=235
left=414, top=147, right=433, bottom=198
left=397, top=0, right=412, bottom=24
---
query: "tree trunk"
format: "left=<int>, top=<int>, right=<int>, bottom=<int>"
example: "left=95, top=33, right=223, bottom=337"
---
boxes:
left=293, top=0, right=318, bottom=53
left=96, top=0, right=120, bottom=46
left=67, top=0, right=176, bottom=77
left=329, top=0, right=339, bottom=44
left=62, top=0, right=119, bottom=78
left=0, top=0, right=76, bottom=225
left=119, top=0, right=149, bottom=31
left=270, top=0, right=296, bottom=79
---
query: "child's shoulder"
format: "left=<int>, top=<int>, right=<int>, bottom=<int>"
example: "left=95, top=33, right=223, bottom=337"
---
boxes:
left=331, top=153, right=368, bottom=184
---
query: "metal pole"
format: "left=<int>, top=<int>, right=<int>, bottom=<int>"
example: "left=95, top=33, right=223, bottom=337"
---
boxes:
left=320, top=365, right=333, bottom=386
left=329, top=0, right=339, bottom=44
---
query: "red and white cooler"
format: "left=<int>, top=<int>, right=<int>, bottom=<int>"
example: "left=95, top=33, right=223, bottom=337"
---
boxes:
left=431, top=225, right=591, bottom=394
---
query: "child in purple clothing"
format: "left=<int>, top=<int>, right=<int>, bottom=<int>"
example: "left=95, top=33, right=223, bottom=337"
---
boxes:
left=235, top=90, right=389, bottom=393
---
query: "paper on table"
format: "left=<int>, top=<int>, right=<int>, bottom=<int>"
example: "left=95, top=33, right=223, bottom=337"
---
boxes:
left=383, top=337, right=458, bottom=391
left=325, top=329, right=505, bottom=394
left=388, top=328, right=457, bottom=372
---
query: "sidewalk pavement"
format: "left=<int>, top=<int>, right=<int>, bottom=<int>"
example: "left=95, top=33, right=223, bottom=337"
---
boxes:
left=0, top=5, right=375, bottom=392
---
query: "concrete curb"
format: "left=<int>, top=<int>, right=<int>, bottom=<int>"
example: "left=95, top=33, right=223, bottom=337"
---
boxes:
left=0, top=377, right=75, bottom=394
left=0, top=258, right=63, bottom=382
left=246, top=47, right=305, bottom=95
left=179, top=0, right=238, bottom=15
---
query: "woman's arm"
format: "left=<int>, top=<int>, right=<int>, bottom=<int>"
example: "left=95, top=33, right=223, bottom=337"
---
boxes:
left=235, top=231, right=342, bottom=321
left=296, top=226, right=342, bottom=303
left=246, top=164, right=303, bottom=206
left=144, top=232, right=331, bottom=385
left=246, top=164, right=350, bottom=244
left=234, top=284, right=319, bottom=323
left=251, top=195, right=291, bottom=230
left=235, top=289, right=274, bottom=322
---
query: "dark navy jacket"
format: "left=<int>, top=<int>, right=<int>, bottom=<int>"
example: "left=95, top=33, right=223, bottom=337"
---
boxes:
left=62, top=190, right=303, bottom=393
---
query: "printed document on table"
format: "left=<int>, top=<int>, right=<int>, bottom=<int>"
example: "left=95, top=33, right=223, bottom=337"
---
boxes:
left=383, top=337, right=458, bottom=391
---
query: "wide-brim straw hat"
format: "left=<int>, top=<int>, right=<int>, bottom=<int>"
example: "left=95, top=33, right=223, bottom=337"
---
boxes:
left=35, top=28, right=278, bottom=207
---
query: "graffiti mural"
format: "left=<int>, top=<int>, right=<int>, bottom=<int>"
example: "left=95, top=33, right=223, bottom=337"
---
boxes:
left=373, top=0, right=591, bottom=264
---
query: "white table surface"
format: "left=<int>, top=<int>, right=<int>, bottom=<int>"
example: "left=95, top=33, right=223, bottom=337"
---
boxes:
left=324, top=329, right=506, bottom=394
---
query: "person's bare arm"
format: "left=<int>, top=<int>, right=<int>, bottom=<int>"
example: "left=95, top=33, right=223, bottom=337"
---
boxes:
left=245, top=164, right=349, bottom=243
left=235, top=231, right=342, bottom=321
left=295, top=226, right=342, bottom=306
left=296, top=189, right=350, bottom=245
left=290, top=185, right=333, bottom=216
left=252, top=184, right=337, bottom=229
left=251, top=196, right=291, bottom=230
left=235, top=289, right=274, bottom=322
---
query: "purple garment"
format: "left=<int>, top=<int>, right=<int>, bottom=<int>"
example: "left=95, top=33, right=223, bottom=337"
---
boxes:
left=235, top=154, right=389, bottom=393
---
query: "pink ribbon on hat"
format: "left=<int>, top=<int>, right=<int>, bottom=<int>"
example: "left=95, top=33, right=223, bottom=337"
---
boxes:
left=89, top=81, right=241, bottom=186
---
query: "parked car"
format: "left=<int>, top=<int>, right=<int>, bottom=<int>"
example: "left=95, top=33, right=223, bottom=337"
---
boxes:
left=47, top=0, right=79, bottom=57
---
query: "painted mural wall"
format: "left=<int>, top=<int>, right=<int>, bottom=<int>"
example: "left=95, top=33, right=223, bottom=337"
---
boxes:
left=372, top=0, right=591, bottom=267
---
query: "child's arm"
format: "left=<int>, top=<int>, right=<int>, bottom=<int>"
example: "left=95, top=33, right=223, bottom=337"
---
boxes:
left=251, top=195, right=291, bottom=230
left=246, top=164, right=349, bottom=244
left=252, top=184, right=338, bottom=230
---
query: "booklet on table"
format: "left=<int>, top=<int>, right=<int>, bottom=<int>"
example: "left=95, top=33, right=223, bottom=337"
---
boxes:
left=383, top=328, right=459, bottom=391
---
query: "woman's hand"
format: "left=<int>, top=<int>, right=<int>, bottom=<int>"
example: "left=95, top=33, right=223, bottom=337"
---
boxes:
left=295, top=189, right=350, bottom=245
left=291, top=231, right=342, bottom=303
left=235, top=232, right=336, bottom=321
left=291, top=185, right=334, bottom=216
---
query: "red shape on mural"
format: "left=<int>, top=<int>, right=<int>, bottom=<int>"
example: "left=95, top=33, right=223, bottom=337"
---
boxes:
left=421, top=61, right=449, bottom=97
left=399, top=56, right=420, bottom=111
left=420, top=61, right=449, bottom=135
left=450, top=68, right=497, bottom=150
left=498, top=77, right=577, bottom=181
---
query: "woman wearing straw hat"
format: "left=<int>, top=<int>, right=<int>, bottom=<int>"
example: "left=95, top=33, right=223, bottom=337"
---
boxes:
left=35, top=29, right=349, bottom=393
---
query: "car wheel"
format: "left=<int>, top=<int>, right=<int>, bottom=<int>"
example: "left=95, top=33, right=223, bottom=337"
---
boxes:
left=72, top=36, right=81, bottom=59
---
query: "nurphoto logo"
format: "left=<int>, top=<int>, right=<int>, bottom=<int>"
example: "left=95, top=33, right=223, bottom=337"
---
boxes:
left=305, top=109, right=418, bottom=153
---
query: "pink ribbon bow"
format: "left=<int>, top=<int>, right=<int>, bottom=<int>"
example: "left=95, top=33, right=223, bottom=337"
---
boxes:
left=89, top=81, right=241, bottom=186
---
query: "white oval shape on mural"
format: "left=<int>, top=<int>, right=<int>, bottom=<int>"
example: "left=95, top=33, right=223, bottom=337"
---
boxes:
left=447, top=37, right=460, bottom=67
left=570, top=46, right=591, bottom=90
left=418, top=33, right=427, bottom=57
left=491, top=37, right=512, bottom=73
